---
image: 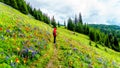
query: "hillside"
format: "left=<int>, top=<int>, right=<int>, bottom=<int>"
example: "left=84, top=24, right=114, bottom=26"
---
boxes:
left=89, top=24, right=120, bottom=38
left=0, top=3, right=120, bottom=68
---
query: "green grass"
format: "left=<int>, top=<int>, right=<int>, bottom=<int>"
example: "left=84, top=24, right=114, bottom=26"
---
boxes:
left=56, top=27, right=120, bottom=68
left=0, top=2, right=120, bottom=68
left=0, top=3, right=54, bottom=68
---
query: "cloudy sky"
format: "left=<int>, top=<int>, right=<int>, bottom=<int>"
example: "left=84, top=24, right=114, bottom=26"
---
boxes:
left=26, top=0, right=120, bottom=25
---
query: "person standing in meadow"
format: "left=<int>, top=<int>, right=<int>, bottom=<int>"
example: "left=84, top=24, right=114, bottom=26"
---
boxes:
left=53, top=27, right=57, bottom=44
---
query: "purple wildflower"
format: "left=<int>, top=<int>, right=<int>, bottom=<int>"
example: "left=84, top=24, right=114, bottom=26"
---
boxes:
left=70, top=44, right=72, bottom=47
left=10, top=62, right=15, bottom=67
left=112, top=61, right=116, bottom=66
left=5, top=56, right=9, bottom=60
left=29, top=46, right=34, bottom=51
left=6, top=29, right=10, bottom=32
left=73, top=48, right=77, bottom=51
left=32, top=51, right=36, bottom=58
left=97, top=58, right=103, bottom=64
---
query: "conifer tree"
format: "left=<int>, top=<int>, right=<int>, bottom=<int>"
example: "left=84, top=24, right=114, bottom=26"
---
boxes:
left=58, top=21, right=60, bottom=27
left=17, top=0, right=28, bottom=14
left=27, top=3, right=33, bottom=14
left=67, top=18, right=74, bottom=31
left=38, top=9, right=43, bottom=21
left=0, top=0, right=4, bottom=2
left=74, top=14, right=78, bottom=25
left=10, top=0, right=18, bottom=9
left=51, top=16, right=56, bottom=28
left=4, top=0, right=10, bottom=5
left=43, top=14, right=50, bottom=24
left=78, top=13, right=83, bottom=24
left=64, top=21, right=66, bottom=28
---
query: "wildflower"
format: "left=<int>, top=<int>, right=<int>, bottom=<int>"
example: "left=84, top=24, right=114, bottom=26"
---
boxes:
left=70, top=44, right=72, bottom=47
left=25, top=27, right=30, bottom=32
left=6, top=29, right=10, bottom=32
left=97, top=58, right=103, bottom=64
left=29, top=46, right=33, bottom=50
left=21, top=47, right=29, bottom=58
left=44, top=45, right=46, bottom=49
left=0, top=27, right=2, bottom=31
left=68, top=60, right=73, bottom=67
left=16, top=47, right=20, bottom=51
left=103, top=61, right=107, bottom=68
left=73, top=47, right=77, bottom=51
left=23, top=58, right=27, bottom=64
left=21, top=41, right=25, bottom=45
left=15, top=58, right=20, bottom=63
left=88, top=63, right=93, bottom=68
left=5, top=56, right=9, bottom=60
left=24, top=48, right=29, bottom=53
left=11, top=60, right=13, bottom=63
left=29, top=49, right=33, bottom=53
left=34, top=32, right=37, bottom=36
left=70, top=61, right=73, bottom=65
left=32, top=51, right=36, bottom=58
left=10, top=62, right=15, bottom=67
left=34, top=27, right=37, bottom=30
left=112, top=61, right=116, bottom=66
left=0, top=35, right=4, bottom=40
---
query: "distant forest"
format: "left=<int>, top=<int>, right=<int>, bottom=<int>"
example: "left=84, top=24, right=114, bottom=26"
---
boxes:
left=89, top=24, right=120, bottom=39
left=0, top=0, right=120, bottom=52
left=66, top=15, right=120, bottom=52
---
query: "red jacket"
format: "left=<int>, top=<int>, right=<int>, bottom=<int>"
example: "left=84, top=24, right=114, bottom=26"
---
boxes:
left=53, top=28, right=57, bottom=36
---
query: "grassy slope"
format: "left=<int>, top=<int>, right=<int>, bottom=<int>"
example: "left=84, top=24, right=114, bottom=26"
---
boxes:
left=0, top=3, right=120, bottom=68
left=56, top=27, right=120, bottom=68
left=0, top=3, right=54, bottom=68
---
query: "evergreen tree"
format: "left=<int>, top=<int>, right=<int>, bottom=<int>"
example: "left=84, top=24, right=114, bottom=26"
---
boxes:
left=113, top=37, right=119, bottom=47
left=43, top=14, right=50, bottom=24
left=85, top=24, right=89, bottom=35
left=17, top=0, right=28, bottom=14
left=51, top=16, right=56, bottom=28
left=75, top=23, right=83, bottom=33
left=105, top=35, right=111, bottom=48
left=113, top=36, right=119, bottom=51
left=46, top=16, right=50, bottom=24
left=0, top=0, right=4, bottom=2
left=22, top=0, right=28, bottom=14
left=33, top=8, right=38, bottom=19
left=38, top=9, right=43, bottom=21
left=67, top=18, right=74, bottom=31
left=36, top=10, right=41, bottom=20
left=4, top=0, right=10, bottom=5
left=58, top=21, right=60, bottom=27
left=74, top=14, right=78, bottom=25
left=64, top=21, right=66, bottom=28
left=10, top=0, right=18, bottom=9
left=78, top=13, right=83, bottom=24
left=27, top=3, right=33, bottom=14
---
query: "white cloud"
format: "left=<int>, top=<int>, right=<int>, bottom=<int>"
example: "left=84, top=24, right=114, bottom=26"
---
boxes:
left=26, top=0, right=120, bottom=25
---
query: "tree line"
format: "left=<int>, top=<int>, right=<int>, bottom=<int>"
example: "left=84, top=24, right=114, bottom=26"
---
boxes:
left=67, top=13, right=120, bottom=52
left=0, top=0, right=56, bottom=27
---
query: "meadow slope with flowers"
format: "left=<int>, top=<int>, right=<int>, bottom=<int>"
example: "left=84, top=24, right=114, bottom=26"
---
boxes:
left=0, top=3, right=120, bottom=68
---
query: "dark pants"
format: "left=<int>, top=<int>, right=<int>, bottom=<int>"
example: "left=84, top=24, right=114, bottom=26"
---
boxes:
left=54, top=36, right=56, bottom=43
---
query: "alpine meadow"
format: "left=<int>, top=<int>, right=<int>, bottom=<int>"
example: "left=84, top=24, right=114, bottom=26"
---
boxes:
left=0, top=0, right=120, bottom=68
